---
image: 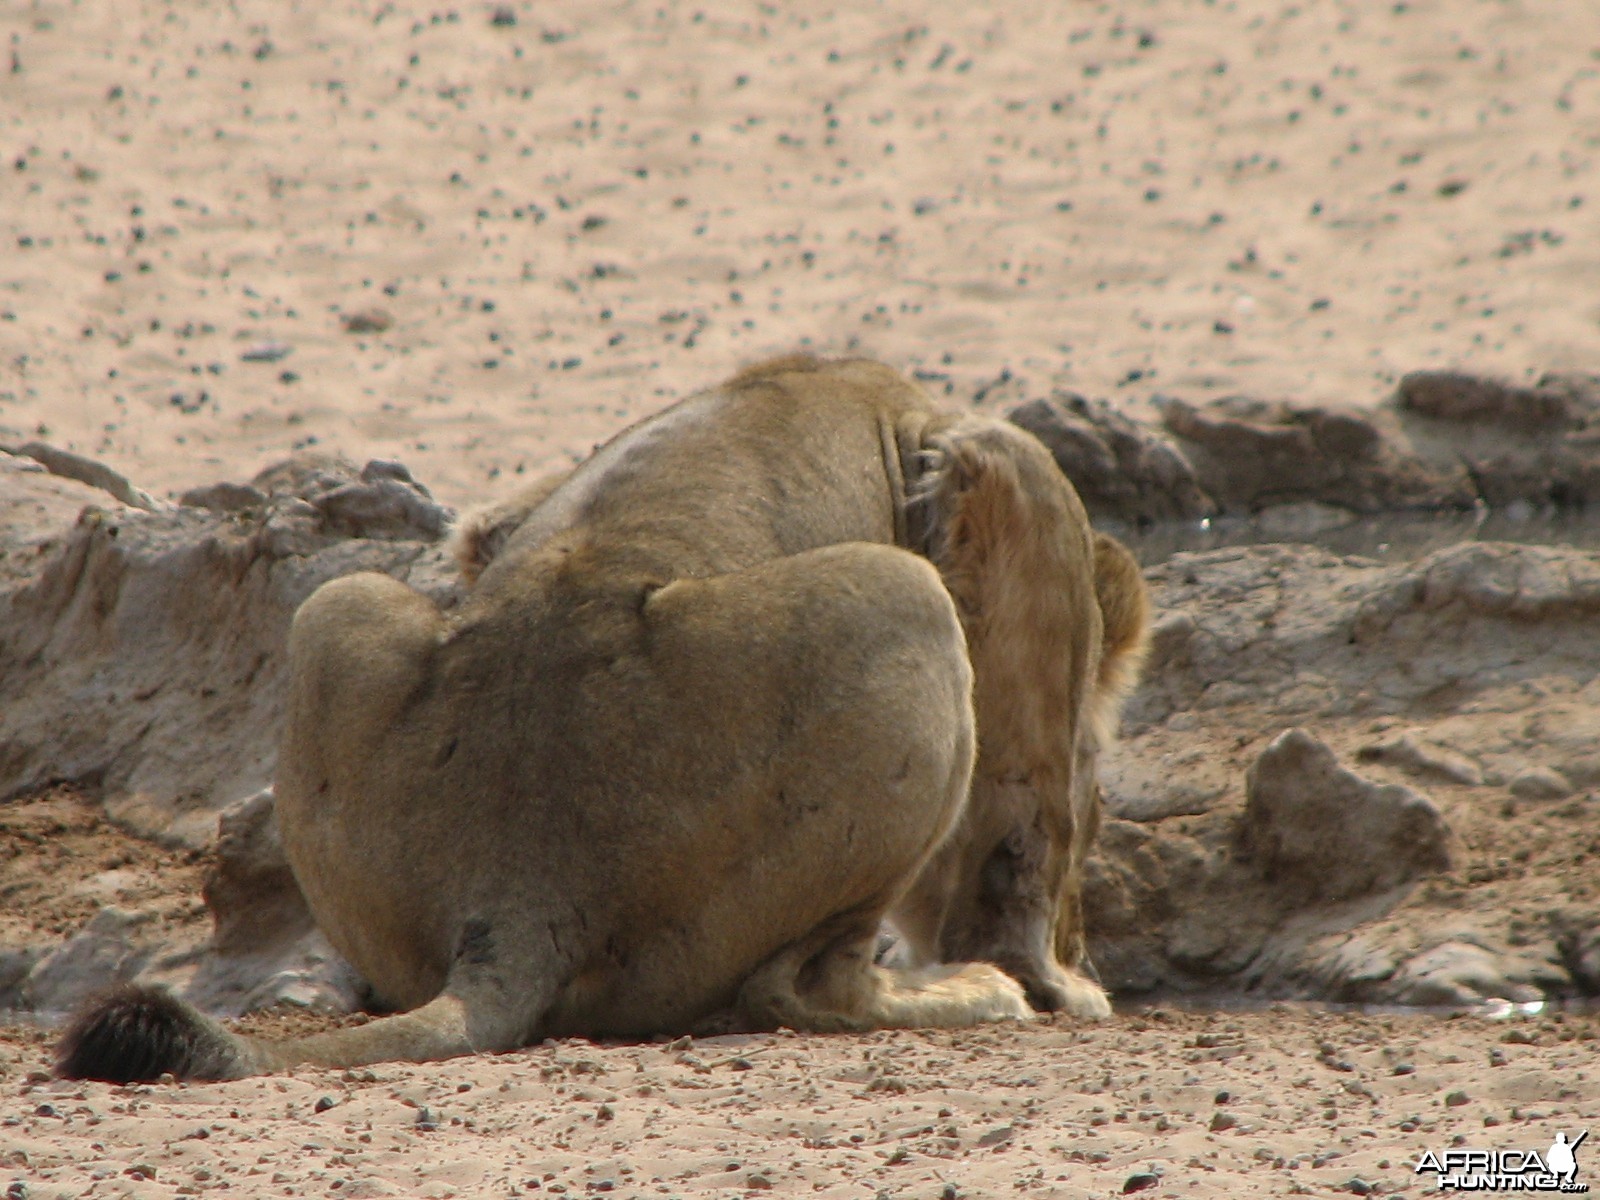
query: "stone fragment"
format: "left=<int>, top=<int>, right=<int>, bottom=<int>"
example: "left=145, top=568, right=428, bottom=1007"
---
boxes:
left=179, top=481, right=268, bottom=512
left=20, top=907, right=154, bottom=1013
left=3, top=441, right=162, bottom=511
left=1007, top=393, right=1213, bottom=524
left=340, top=307, right=393, bottom=334
left=1356, top=732, right=1484, bottom=786
left=1244, top=728, right=1455, bottom=903
left=1558, top=924, right=1600, bottom=994
left=185, top=788, right=365, bottom=1016
left=1508, top=766, right=1574, bottom=801
left=1387, top=940, right=1556, bottom=1006
left=1157, top=394, right=1472, bottom=514
left=1396, top=371, right=1581, bottom=431
left=1393, top=371, right=1600, bottom=508
left=251, top=452, right=452, bottom=541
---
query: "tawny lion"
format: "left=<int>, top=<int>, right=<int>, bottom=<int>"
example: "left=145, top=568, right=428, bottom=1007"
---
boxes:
left=57, top=355, right=1149, bottom=1082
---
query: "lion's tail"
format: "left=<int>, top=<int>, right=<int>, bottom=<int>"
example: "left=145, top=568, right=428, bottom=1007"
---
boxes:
left=55, top=986, right=264, bottom=1082
left=1089, top=530, right=1151, bottom=742
left=56, top=984, right=490, bottom=1083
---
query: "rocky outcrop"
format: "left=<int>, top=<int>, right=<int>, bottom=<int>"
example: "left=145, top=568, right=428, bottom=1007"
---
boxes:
left=185, top=789, right=365, bottom=1017
left=1009, top=369, right=1600, bottom=526
left=3, top=432, right=1599, bottom=1019
left=0, top=450, right=461, bottom=848
left=1088, top=538, right=1600, bottom=1007
left=1006, top=392, right=1214, bottom=525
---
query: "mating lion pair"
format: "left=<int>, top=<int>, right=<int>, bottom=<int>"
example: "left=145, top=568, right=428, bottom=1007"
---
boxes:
left=58, top=355, right=1149, bottom=1083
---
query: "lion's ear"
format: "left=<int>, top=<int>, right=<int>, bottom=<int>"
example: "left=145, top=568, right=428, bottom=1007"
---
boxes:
left=1090, top=532, right=1151, bottom=718
left=446, top=506, right=506, bottom=586
left=446, top=470, right=575, bottom=586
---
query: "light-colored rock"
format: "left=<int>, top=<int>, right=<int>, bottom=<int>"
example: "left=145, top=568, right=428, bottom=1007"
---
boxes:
left=184, top=788, right=365, bottom=1017
left=3, top=441, right=163, bottom=511
left=1508, top=766, right=1575, bottom=801
left=20, top=907, right=157, bottom=1014
left=1244, top=728, right=1455, bottom=904
left=1387, top=939, right=1556, bottom=1007
left=1356, top=732, right=1484, bottom=786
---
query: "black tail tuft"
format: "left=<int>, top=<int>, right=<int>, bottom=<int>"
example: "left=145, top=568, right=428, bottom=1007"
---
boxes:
left=55, top=985, right=239, bottom=1083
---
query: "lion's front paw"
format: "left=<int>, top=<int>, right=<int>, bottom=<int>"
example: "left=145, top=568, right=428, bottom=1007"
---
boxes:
left=944, top=963, right=1035, bottom=1023
left=1017, top=964, right=1112, bottom=1019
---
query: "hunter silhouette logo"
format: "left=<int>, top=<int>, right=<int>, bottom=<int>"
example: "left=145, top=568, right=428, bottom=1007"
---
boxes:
left=1550, top=1133, right=1585, bottom=1191
left=1416, top=1129, right=1588, bottom=1192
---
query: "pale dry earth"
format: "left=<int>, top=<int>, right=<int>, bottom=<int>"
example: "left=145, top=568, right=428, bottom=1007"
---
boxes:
left=4, top=997, right=1600, bottom=1200
left=3, top=0, right=1598, bottom=509
left=2, top=789, right=1599, bottom=1199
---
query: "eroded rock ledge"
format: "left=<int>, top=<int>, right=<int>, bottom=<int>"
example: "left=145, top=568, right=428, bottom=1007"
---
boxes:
left=2, top=368, right=1598, bottom=1017
left=1011, top=368, right=1600, bottom=525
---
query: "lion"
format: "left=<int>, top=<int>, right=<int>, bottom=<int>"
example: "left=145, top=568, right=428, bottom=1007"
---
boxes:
left=56, top=354, right=1150, bottom=1082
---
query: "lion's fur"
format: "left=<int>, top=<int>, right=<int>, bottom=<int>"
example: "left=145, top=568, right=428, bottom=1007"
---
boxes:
left=57, top=354, right=1150, bottom=1082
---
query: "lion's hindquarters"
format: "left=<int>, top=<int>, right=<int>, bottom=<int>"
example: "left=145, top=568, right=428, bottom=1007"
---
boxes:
left=646, top=543, right=1025, bottom=1032
left=276, top=572, right=468, bottom=1013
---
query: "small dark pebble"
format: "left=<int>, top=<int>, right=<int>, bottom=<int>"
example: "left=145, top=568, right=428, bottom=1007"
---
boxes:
left=1123, top=1173, right=1160, bottom=1194
left=241, top=342, right=292, bottom=363
left=341, top=308, right=393, bottom=334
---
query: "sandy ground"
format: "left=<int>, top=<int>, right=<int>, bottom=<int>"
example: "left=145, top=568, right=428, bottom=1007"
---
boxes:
left=5, top=992, right=1600, bottom=1199
left=3, top=778, right=1599, bottom=1197
left=5, top=0, right=1600, bottom=1195
left=4, top=0, right=1598, bottom=510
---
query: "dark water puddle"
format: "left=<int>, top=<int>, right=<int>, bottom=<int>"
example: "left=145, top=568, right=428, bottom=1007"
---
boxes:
left=1115, top=505, right=1600, bottom=567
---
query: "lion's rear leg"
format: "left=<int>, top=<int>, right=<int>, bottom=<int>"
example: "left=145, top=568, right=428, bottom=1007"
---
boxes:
left=735, top=912, right=1031, bottom=1034
left=645, top=542, right=1032, bottom=1034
